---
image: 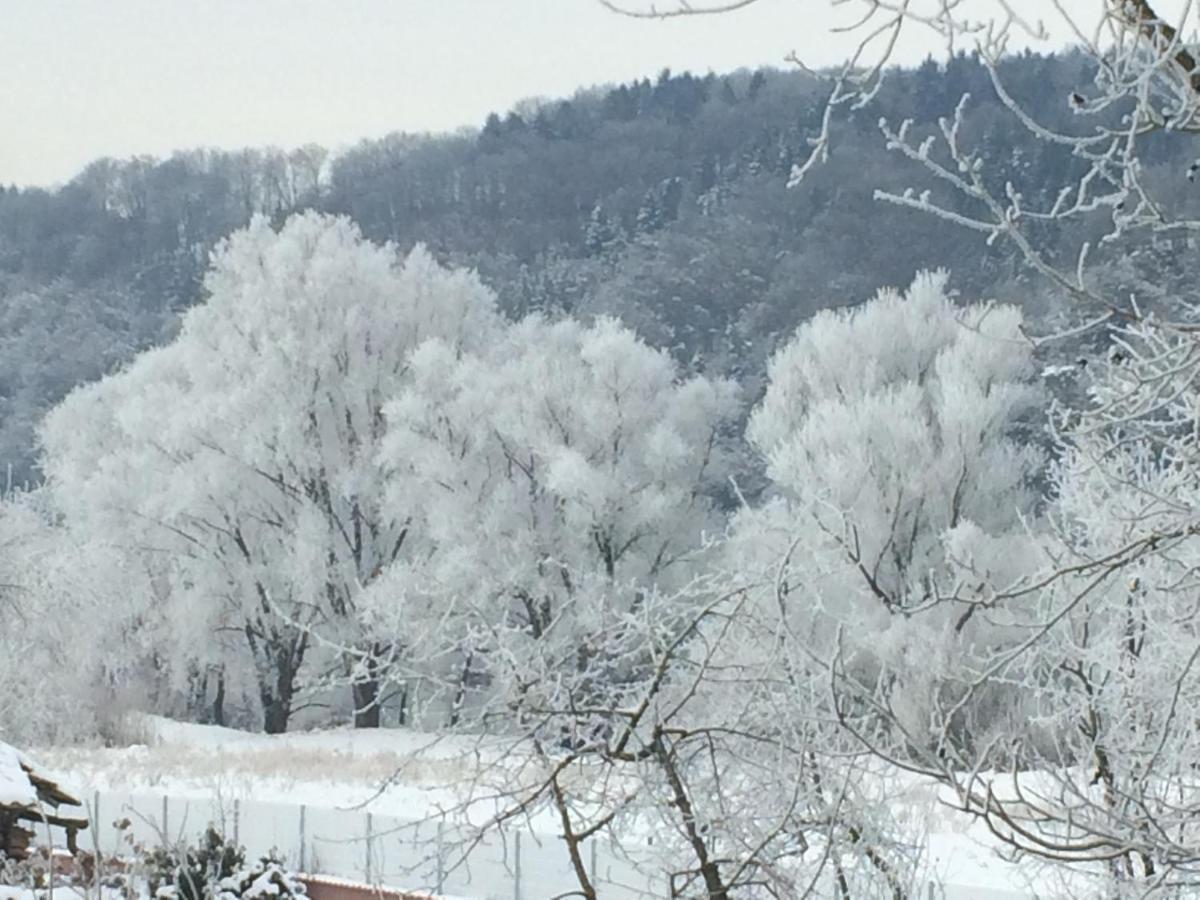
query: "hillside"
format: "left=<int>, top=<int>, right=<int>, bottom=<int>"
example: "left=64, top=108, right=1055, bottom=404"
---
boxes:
left=4, top=52, right=1195, bottom=484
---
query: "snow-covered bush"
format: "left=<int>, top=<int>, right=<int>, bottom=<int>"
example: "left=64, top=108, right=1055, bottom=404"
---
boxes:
left=141, top=826, right=304, bottom=900
left=143, top=827, right=244, bottom=900
left=216, top=859, right=306, bottom=900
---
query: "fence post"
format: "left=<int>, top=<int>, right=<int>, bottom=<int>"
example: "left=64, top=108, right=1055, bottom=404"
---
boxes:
left=90, top=792, right=102, bottom=864
left=298, top=805, right=306, bottom=873
left=162, top=796, right=170, bottom=845
left=436, top=820, right=445, bottom=893
left=365, top=812, right=373, bottom=884
left=92, top=791, right=101, bottom=858
left=233, top=799, right=240, bottom=846
left=513, top=830, right=521, bottom=900
left=590, top=839, right=598, bottom=884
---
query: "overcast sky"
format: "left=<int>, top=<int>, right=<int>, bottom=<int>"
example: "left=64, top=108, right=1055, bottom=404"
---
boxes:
left=3, top=0, right=1109, bottom=188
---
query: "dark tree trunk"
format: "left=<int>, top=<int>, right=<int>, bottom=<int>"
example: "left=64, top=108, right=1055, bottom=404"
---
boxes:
left=254, top=633, right=305, bottom=735
left=261, top=652, right=297, bottom=734
left=211, top=667, right=226, bottom=727
left=262, top=693, right=291, bottom=735
left=351, top=644, right=384, bottom=729
left=448, top=649, right=475, bottom=728
left=396, top=682, right=408, bottom=726
left=656, top=739, right=729, bottom=900
left=352, top=678, right=381, bottom=729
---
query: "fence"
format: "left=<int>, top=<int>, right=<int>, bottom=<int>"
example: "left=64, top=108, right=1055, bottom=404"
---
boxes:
left=63, top=790, right=1031, bottom=900
left=76, top=790, right=663, bottom=899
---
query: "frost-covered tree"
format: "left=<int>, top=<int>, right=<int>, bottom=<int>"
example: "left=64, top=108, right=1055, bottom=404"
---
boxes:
left=40, top=213, right=500, bottom=732
left=440, top=577, right=919, bottom=899
left=735, top=272, right=1045, bottom=737
left=909, top=319, right=1200, bottom=890
left=803, top=312, right=1200, bottom=894
left=0, top=491, right=159, bottom=744
left=745, top=271, right=1043, bottom=609
left=371, top=314, right=739, bottom=725
left=0, top=495, right=70, bottom=744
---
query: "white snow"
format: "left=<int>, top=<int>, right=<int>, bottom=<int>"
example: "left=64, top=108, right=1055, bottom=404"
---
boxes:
left=1040, top=362, right=1080, bottom=377
left=0, top=741, right=38, bottom=807
left=38, top=716, right=525, bottom=831
left=22, top=716, right=1073, bottom=899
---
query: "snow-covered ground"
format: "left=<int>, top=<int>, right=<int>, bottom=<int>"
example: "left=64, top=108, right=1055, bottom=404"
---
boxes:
left=38, top=717, right=514, bottom=826
left=26, top=717, right=1058, bottom=899
left=0, top=888, right=99, bottom=900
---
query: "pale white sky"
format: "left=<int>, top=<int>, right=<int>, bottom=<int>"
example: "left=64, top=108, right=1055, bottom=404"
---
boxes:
left=1, top=0, right=1109, bottom=187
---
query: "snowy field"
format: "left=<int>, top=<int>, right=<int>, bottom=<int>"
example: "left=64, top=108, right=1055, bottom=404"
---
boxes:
left=19, top=717, right=1065, bottom=899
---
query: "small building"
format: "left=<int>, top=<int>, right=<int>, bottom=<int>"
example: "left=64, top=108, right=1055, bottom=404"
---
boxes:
left=0, top=741, right=88, bottom=860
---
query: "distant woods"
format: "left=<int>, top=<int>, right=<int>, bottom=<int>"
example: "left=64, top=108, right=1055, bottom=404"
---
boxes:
left=3, top=53, right=1198, bottom=484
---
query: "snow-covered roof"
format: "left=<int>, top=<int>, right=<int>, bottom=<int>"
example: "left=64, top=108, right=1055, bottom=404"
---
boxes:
left=0, top=742, right=39, bottom=808
left=0, top=741, right=81, bottom=811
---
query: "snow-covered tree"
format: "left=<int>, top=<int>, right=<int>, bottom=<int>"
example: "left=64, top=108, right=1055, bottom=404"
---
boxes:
left=0, top=491, right=159, bottom=744
left=40, top=212, right=500, bottom=732
left=370, top=314, right=739, bottom=725
left=0, top=495, right=68, bottom=744
left=583, top=202, right=624, bottom=257
left=430, top=565, right=917, bottom=899
left=931, top=319, right=1200, bottom=889
left=734, top=272, right=1045, bottom=737
left=803, top=312, right=1200, bottom=893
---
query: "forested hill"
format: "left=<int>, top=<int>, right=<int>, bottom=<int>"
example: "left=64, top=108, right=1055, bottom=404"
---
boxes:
left=1, top=50, right=1194, bottom=484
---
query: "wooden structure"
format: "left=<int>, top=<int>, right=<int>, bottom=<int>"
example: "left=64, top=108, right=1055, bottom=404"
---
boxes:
left=0, top=742, right=88, bottom=860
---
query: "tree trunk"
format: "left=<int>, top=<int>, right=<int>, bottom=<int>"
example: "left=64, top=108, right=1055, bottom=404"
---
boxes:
left=262, top=694, right=291, bottom=735
left=245, top=616, right=307, bottom=735
left=259, top=645, right=301, bottom=734
left=655, top=738, right=728, bottom=900
left=396, top=683, right=408, bottom=726
left=447, top=649, right=475, bottom=728
left=352, top=678, right=381, bottom=729
left=351, top=644, right=384, bottom=729
left=212, top=667, right=226, bottom=727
